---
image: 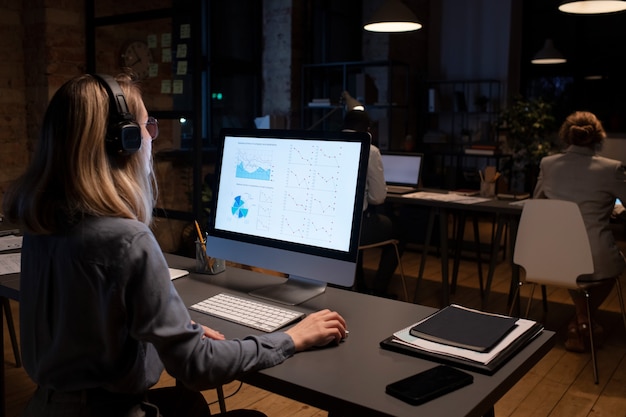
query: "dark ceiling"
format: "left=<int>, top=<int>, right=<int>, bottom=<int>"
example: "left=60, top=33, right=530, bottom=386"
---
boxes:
left=521, top=0, right=626, bottom=130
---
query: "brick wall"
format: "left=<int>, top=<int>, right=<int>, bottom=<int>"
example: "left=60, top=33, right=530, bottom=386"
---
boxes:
left=262, top=0, right=294, bottom=126
left=0, top=0, right=84, bottom=210
left=0, top=0, right=28, bottom=206
left=0, top=0, right=299, bottom=256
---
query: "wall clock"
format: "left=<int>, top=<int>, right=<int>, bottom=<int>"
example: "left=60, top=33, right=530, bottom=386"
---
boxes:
left=120, top=40, right=153, bottom=79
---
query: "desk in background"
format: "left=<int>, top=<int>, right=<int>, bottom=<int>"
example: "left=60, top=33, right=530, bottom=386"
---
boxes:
left=168, top=254, right=554, bottom=417
left=386, top=192, right=524, bottom=308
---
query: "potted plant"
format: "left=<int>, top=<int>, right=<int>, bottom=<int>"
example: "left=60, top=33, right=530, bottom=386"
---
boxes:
left=499, top=96, right=559, bottom=192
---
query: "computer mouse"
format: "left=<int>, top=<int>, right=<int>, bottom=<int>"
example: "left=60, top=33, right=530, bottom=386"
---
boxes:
left=319, top=329, right=349, bottom=348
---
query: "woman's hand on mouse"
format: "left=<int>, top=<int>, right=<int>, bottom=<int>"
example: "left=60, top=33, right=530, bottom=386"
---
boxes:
left=285, top=309, right=347, bottom=351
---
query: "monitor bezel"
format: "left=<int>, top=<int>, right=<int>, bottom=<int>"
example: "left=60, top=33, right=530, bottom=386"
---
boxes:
left=206, top=128, right=370, bottom=290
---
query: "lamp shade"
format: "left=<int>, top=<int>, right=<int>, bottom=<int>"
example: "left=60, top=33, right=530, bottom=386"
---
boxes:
left=342, top=91, right=364, bottom=111
left=531, top=39, right=567, bottom=64
left=559, top=0, right=626, bottom=14
left=364, top=0, right=422, bottom=33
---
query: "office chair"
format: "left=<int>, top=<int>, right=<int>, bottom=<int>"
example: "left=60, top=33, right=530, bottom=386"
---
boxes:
left=358, top=239, right=409, bottom=301
left=511, top=199, right=626, bottom=384
left=215, top=385, right=227, bottom=413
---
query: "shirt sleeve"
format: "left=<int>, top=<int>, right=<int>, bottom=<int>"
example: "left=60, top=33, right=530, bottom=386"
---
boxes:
left=366, top=145, right=387, bottom=206
left=612, top=163, right=626, bottom=202
left=126, top=231, right=296, bottom=391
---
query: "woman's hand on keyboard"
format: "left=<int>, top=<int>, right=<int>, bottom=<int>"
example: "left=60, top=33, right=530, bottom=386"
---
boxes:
left=285, top=309, right=347, bottom=351
left=201, top=325, right=225, bottom=340
left=191, top=320, right=225, bottom=340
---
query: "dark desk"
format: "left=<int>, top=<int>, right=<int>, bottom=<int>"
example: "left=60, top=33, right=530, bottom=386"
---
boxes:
left=167, top=254, right=554, bottom=417
left=386, top=192, right=524, bottom=308
left=0, top=253, right=553, bottom=417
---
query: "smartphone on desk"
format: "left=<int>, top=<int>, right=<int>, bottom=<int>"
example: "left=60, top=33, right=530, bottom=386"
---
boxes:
left=385, top=365, right=473, bottom=405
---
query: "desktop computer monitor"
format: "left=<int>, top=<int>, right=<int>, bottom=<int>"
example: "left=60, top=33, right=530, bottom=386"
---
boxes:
left=205, top=128, right=371, bottom=305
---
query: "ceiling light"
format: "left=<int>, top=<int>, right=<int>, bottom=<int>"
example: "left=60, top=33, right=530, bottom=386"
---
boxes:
left=364, top=0, right=422, bottom=33
left=559, top=1, right=626, bottom=14
left=531, top=39, right=567, bottom=64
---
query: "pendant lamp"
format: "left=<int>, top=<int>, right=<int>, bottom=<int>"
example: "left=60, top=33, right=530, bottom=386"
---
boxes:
left=531, top=39, right=567, bottom=64
left=559, top=0, right=626, bottom=14
left=364, top=0, right=422, bottom=33
left=342, top=91, right=365, bottom=111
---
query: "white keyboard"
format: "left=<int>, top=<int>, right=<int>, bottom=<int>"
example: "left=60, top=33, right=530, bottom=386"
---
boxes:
left=189, top=293, right=306, bottom=332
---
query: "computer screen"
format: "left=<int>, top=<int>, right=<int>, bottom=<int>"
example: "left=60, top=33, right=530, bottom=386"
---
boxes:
left=380, top=152, right=423, bottom=187
left=205, top=128, right=370, bottom=305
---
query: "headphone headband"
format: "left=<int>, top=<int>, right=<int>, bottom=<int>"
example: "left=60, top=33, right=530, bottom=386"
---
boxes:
left=92, top=73, right=142, bottom=155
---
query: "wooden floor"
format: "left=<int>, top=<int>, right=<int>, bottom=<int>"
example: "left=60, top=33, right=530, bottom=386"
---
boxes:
left=4, top=218, right=626, bottom=416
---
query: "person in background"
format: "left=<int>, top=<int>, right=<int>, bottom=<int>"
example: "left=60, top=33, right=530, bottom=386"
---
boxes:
left=342, top=109, right=402, bottom=299
left=3, top=73, right=347, bottom=417
left=533, top=110, right=626, bottom=352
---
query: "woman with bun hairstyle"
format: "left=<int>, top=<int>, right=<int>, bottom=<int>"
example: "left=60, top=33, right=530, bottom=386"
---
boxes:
left=533, top=111, right=626, bottom=352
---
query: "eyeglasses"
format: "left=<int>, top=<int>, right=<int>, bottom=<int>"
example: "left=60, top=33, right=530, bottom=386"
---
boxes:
left=142, top=116, right=159, bottom=140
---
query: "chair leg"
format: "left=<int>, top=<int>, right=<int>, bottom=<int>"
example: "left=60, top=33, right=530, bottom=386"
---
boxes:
left=525, top=283, right=537, bottom=318
left=508, top=281, right=523, bottom=316
left=451, top=212, right=465, bottom=295
left=584, top=291, right=599, bottom=384
left=472, top=215, right=484, bottom=299
left=216, top=385, right=227, bottom=413
left=580, top=277, right=626, bottom=385
left=541, top=285, right=548, bottom=313
left=614, top=277, right=626, bottom=334
left=415, top=208, right=436, bottom=302
left=392, top=243, right=409, bottom=302
left=2, top=298, right=21, bottom=368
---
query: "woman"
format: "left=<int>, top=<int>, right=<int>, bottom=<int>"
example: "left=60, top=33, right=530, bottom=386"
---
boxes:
left=2, top=73, right=347, bottom=416
left=533, top=111, right=626, bottom=352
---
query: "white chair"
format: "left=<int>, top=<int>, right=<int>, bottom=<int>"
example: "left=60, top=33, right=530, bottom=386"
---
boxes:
left=358, top=239, right=409, bottom=302
left=511, top=199, right=626, bottom=384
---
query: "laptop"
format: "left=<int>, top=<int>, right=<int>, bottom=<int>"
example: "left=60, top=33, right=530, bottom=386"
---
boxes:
left=380, top=152, right=424, bottom=194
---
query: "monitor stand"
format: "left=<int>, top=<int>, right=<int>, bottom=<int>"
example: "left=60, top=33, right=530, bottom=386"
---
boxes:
left=249, top=275, right=326, bottom=306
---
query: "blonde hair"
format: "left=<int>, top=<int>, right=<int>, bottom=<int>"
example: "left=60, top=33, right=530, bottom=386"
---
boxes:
left=559, top=111, right=606, bottom=148
left=2, top=73, right=157, bottom=234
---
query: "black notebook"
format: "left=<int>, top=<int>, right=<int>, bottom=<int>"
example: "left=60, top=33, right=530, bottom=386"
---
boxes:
left=409, top=304, right=518, bottom=353
left=379, top=320, right=545, bottom=375
left=380, top=305, right=546, bottom=375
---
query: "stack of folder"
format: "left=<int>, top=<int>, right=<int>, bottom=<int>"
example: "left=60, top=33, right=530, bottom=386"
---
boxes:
left=380, top=304, right=544, bottom=375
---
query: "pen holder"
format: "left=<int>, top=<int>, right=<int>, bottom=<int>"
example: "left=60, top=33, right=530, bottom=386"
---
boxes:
left=480, top=181, right=496, bottom=198
left=195, top=240, right=225, bottom=275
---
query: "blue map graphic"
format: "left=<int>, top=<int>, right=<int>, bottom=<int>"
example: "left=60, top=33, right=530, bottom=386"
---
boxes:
left=231, top=196, right=249, bottom=218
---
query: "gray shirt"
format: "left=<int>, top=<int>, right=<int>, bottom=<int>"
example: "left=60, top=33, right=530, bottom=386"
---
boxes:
left=534, top=145, right=626, bottom=279
left=20, top=216, right=295, bottom=393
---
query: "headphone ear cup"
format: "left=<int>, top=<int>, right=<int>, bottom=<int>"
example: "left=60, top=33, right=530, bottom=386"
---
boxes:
left=92, top=73, right=142, bottom=155
left=106, top=119, right=142, bottom=155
